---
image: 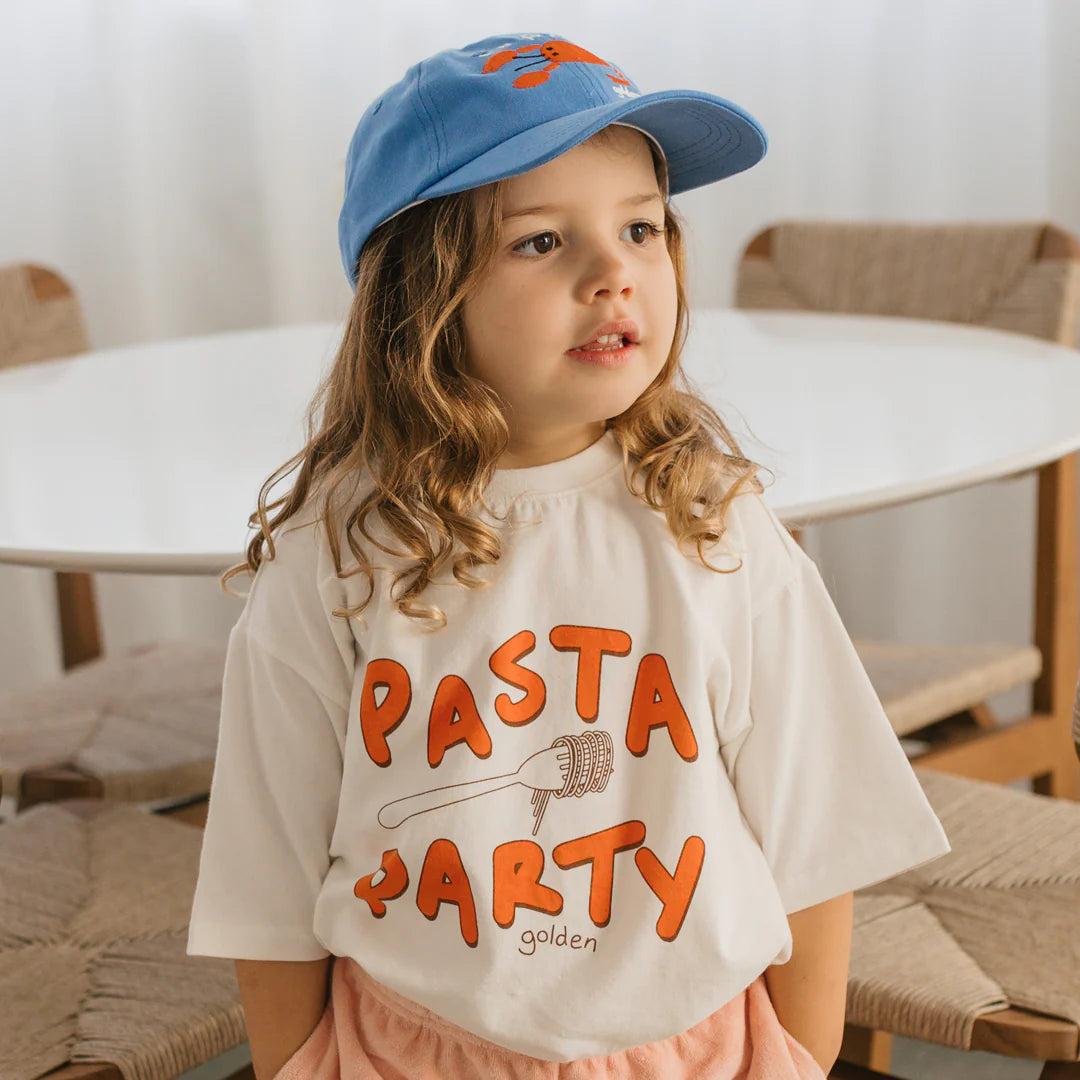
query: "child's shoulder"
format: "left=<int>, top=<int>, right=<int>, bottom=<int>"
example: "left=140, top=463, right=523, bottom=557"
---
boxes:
left=710, top=467, right=804, bottom=608
left=718, top=471, right=796, bottom=546
left=246, top=471, right=376, bottom=603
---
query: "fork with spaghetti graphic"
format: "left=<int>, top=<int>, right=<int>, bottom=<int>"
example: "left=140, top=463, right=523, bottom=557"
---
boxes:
left=377, top=730, right=615, bottom=833
left=528, top=730, right=614, bottom=834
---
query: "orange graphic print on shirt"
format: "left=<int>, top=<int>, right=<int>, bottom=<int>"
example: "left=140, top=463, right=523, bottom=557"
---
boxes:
left=351, top=621, right=706, bottom=949
left=379, top=730, right=613, bottom=834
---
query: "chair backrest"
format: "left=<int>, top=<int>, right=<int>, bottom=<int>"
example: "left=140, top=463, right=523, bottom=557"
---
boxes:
left=0, top=262, right=90, bottom=371
left=734, top=221, right=1080, bottom=346
left=0, top=263, right=100, bottom=669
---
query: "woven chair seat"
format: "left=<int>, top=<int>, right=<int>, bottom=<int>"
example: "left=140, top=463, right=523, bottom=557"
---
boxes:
left=848, top=767, right=1080, bottom=1055
left=0, top=640, right=226, bottom=806
left=853, top=639, right=1042, bottom=737
left=0, top=800, right=245, bottom=1080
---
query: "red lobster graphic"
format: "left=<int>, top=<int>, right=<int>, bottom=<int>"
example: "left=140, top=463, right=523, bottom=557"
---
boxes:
left=482, top=40, right=633, bottom=90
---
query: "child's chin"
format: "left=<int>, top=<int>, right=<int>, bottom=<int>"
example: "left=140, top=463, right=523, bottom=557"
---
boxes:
left=576, top=384, right=654, bottom=420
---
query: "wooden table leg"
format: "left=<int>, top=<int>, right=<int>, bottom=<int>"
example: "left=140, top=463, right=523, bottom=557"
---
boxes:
left=1033, top=452, right=1079, bottom=800
left=55, top=570, right=102, bottom=670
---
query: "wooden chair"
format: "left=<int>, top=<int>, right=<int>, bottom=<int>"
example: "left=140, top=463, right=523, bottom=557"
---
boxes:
left=735, top=221, right=1080, bottom=800
left=0, top=263, right=225, bottom=811
left=1, top=264, right=101, bottom=669
left=845, top=761, right=1080, bottom=1079
left=736, top=224, right=1080, bottom=1076
left=0, top=775, right=252, bottom=1080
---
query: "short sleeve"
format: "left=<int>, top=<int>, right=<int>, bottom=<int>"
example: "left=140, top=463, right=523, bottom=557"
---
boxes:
left=187, top=510, right=356, bottom=961
left=721, top=535, right=952, bottom=915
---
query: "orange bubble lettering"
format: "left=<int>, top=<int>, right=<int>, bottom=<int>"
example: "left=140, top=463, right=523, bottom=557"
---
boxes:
left=625, top=653, right=698, bottom=761
left=353, top=849, right=409, bottom=917
left=492, top=839, right=564, bottom=928
left=549, top=625, right=632, bottom=722
left=427, top=675, right=493, bottom=768
left=635, top=836, right=706, bottom=941
left=415, top=838, right=479, bottom=947
left=360, top=658, right=411, bottom=767
left=552, top=820, right=646, bottom=927
left=490, top=630, right=546, bottom=726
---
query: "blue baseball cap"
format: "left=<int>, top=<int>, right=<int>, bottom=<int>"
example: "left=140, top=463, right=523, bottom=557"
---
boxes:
left=338, top=32, right=768, bottom=287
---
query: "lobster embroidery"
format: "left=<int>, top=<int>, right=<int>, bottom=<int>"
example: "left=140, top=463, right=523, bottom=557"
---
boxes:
left=482, top=40, right=634, bottom=90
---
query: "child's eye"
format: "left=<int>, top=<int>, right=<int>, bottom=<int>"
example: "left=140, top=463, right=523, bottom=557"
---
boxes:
left=510, top=220, right=664, bottom=258
left=622, top=220, right=664, bottom=244
left=513, top=231, right=559, bottom=257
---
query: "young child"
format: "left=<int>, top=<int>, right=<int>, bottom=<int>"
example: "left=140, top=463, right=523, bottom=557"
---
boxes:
left=188, top=32, right=951, bottom=1080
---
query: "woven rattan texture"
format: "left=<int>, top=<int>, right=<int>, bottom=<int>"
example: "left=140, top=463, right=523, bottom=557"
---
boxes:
left=0, top=640, right=226, bottom=803
left=735, top=222, right=1080, bottom=346
left=849, top=768, right=1080, bottom=1055
left=855, top=641, right=1042, bottom=736
left=0, top=801, right=245, bottom=1080
left=0, top=263, right=89, bottom=370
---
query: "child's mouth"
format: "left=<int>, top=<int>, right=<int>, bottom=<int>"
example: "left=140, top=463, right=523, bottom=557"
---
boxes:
left=573, top=333, right=627, bottom=351
left=567, top=336, right=636, bottom=368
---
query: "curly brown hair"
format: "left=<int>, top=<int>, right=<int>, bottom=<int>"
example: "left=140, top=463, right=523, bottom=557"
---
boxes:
left=221, top=125, right=770, bottom=629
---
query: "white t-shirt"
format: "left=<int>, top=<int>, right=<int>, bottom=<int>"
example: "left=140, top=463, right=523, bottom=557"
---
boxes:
left=188, top=429, right=950, bottom=1061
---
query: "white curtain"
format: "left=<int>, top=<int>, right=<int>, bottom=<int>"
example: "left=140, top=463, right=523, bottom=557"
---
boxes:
left=1, top=0, right=1078, bottom=727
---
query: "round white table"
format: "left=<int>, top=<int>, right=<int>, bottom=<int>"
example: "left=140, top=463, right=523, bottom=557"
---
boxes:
left=1, top=309, right=1077, bottom=799
left=0, top=309, right=1077, bottom=574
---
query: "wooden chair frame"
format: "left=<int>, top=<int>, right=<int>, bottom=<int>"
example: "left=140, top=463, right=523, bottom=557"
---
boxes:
left=744, top=223, right=1080, bottom=1076
left=740, top=223, right=1080, bottom=800
left=790, top=450, right=1078, bottom=801
left=1, top=265, right=103, bottom=671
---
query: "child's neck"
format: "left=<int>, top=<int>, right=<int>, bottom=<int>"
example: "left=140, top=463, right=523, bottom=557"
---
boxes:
left=498, top=423, right=608, bottom=470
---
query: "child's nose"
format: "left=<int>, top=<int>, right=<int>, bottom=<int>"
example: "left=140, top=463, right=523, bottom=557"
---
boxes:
left=576, top=246, right=635, bottom=301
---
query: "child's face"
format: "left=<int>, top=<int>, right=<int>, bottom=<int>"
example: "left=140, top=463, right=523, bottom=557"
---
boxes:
left=462, top=125, right=678, bottom=467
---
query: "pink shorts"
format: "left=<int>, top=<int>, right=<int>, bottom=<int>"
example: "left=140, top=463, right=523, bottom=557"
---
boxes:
left=274, top=957, right=827, bottom=1080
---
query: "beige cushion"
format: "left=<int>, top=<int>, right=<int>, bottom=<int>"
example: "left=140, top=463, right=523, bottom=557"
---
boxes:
left=0, top=640, right=226, bottom=803
left=848, top=768, right=1080, bottom=1055
left=854, top=639, right=1042, bottom=737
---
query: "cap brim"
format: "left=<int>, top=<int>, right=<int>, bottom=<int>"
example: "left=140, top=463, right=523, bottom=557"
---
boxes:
left=419, top=88, right=767, bottom=201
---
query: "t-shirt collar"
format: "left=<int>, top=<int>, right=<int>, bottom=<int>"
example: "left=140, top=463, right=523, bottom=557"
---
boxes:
left=483, top=428, right=623, bottom=504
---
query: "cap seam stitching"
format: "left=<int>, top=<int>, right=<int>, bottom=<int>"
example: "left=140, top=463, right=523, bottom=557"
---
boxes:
left=668, top=105, right=740, bottom=168
left=567, top=60, right=603, bottom=107
left=415, top=58, right=447, bottom=173
left=410, top=61, right=442, bottom=175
